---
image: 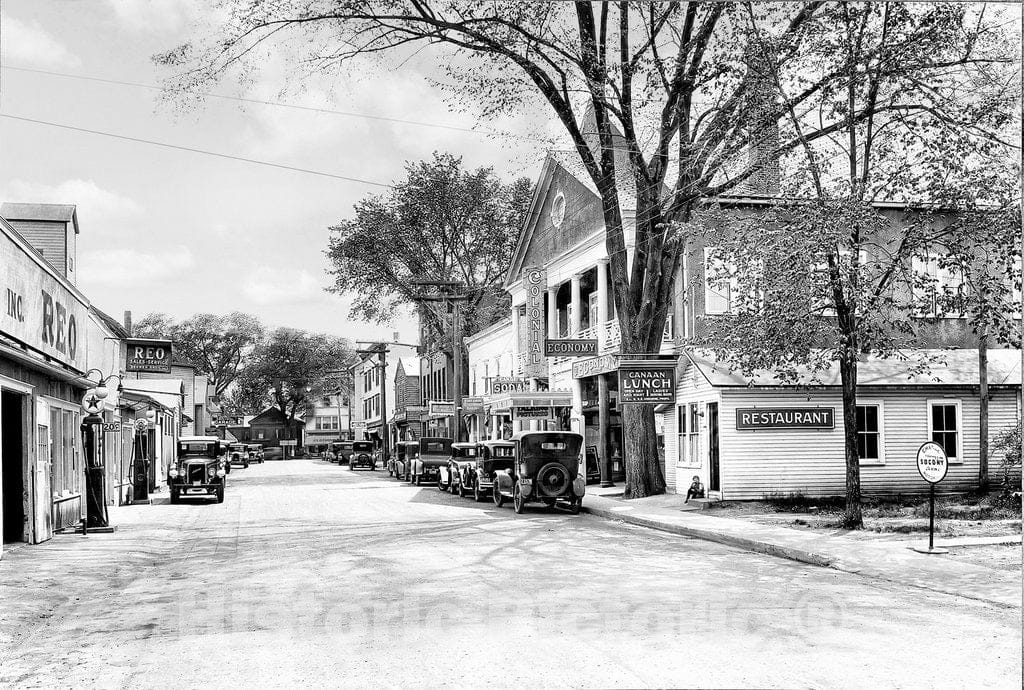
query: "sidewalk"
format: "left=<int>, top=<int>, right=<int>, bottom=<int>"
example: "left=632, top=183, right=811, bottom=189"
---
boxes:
left=582, top=488, right=1022, bottom=609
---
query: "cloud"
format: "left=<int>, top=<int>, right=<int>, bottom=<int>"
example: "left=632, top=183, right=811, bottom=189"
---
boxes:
left=103, top=0, right=205, bottom=33
left=1, top=179, right=143, bottom=233
left=242, top=267, right=329, bottom=306
left=1, top=16, right=81, bottom=68
left=78, top=246, right=195, bottom=287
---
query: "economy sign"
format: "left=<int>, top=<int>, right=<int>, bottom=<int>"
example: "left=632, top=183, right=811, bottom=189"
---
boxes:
left=544, top=339, right=598, bottom=357
left=522, top=266, right=546, bottom=377
left=735, top=408, right=835, bottom=430
left=618, top=360, right=676, bottom=404
left=126, top=338, right=173, bottom=373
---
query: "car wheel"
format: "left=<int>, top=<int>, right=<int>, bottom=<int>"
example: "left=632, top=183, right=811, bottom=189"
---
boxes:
left=569, top=496, right=582, bottom=515
left=414, top=473, right=422, bottom=486
left=493, top=483, right=505, bottom=508
left=438, top=474, right=448, bottom=492
left=245, top=462, right=250, bottom=469
left=170, top=489, right=180, bottom=504
left=216, top=487, right=225, bottom=504
left=513, top=484, right=526, bottom=514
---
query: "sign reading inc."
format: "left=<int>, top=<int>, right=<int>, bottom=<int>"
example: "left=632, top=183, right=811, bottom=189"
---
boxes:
left=618, top=360, right=676, bottom=404
left=735, top=407, right=835, bottom=430
left=522, top=266, right=546, bottom=377
left=126, top=339, right=173, bottom=373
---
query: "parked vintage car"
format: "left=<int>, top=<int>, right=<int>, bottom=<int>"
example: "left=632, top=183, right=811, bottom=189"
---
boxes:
left=438, top=442, right=479, bottom=496
left=349, top=440, right=376, bottom=470
left=390, top=440, right=418, bottom=480
left=247, top=444, right=264, bottom=464
left=410, top=437, right=452, bottom=486
left=470, top=440, right=515, bottom=502
left=228, top=442, right=250, bottom=468
left=493, top=431, right=585, bottom=514
left=332, top=441, right=354, bottom=465
left=168, top=436, right=227, bottom=504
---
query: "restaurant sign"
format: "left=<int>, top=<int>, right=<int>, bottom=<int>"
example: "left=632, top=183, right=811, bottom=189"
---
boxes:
left=522, top=266, right=546, bottom=377
left=618, top=359, right=676, bottom=404
left=735, top=407, right=835, bottom=430
left=514, top=406, right=553, bottom=420
left=1, top=225, right=88, bottom=372
left=490, top=377, right=529, bottom=394
left=572, top=354, right=619, bottom=379
left=126, top=338, right=173, bottom=373
left=545, top=338, right=598, bottom=357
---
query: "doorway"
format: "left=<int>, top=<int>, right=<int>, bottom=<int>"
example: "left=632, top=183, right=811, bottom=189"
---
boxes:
left=2, top=390, right=26, bottom=543
left=707, top=402, right=720, bottom=492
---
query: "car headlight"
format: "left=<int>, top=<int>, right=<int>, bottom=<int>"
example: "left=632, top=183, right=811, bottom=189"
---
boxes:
left=216, top=469, right=226, bottom=478
left=168, top=469, right=179, bottom=478
left=208, top=467, right=216, bottom=478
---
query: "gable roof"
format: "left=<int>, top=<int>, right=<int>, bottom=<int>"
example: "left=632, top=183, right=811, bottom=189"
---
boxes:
left=0, top=203, right=80, bottom=234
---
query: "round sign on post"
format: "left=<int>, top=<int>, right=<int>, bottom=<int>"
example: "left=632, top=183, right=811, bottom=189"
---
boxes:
left=81, top=389, right=104, bottom=415
left=913, top=441, right=949, bottom=554
left=916, top=441, right=949, bottom=484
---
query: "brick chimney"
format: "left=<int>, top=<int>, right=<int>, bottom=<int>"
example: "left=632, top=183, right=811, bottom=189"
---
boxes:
left=744, top=39, right=781, bottom=196
left=123, top=310, right=133, bottom=336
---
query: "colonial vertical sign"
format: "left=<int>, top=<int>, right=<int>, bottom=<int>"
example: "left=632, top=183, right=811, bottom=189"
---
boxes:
left=522, top=266, right=546, bottom=377
left=126, top=338, right=173, bottom=373
left=618, top=359, right=677, bottom=404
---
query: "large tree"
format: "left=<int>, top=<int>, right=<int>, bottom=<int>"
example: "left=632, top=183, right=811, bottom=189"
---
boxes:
left=134, top=312, right=264, bottom=396
left=237, top=328, right=359, bottom=426
left=326, top=151, right=532, bottom=350
left=156, top=1, right=1017, bottom=498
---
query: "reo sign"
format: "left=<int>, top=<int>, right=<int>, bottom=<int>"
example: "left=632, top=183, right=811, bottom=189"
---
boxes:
left=126, top=338, right=173, bottom=373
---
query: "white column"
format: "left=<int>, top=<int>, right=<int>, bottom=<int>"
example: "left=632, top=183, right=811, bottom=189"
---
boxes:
left=570, top=273, right=582, bottom=336
left=547, top=286, right=559, bottom=339
left=596, top=259, right=610, bottom=348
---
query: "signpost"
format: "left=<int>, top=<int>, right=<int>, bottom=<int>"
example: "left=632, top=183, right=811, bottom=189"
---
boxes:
left=913, top=441, right=950, bottom=554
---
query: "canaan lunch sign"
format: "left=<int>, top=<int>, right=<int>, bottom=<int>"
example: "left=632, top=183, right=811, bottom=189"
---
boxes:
left=617, top=359, right=676, bottom=404
left=126, top=338, right=173, bottom=373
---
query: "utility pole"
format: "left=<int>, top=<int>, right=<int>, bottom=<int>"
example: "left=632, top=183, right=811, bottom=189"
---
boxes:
left=410, top=280, right=469, bottom=442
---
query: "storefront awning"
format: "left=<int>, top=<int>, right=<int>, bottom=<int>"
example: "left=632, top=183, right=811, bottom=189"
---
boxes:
left=485, top=390, right=572, bottom=412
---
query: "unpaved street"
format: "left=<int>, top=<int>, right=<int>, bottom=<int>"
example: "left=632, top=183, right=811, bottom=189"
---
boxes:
left=1, top=459, right=1019, bottom=689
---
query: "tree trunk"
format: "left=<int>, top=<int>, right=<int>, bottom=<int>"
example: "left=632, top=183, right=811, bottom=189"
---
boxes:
left=838, top=355, right=863, bottom=528
left=621, top=403, right=665, bottom=498
left=978, top=333, right=989, bottom=491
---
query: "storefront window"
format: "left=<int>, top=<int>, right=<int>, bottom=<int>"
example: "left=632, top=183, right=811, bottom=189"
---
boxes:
left=856, top=403, right=882, bottom=463
left=928, top=400, right=961, bottom=462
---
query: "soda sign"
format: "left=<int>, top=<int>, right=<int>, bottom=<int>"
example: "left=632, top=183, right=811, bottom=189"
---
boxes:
left=126, top=338, right=173, bottom=373
left=618, top=360, right=676, bottom=404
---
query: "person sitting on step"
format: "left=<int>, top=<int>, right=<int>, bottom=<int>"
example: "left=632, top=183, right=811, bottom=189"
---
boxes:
left=684, top=475, right=705, bottom=503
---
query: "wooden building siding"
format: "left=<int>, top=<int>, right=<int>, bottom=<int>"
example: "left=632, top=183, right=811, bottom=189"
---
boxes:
left=7, top=220, right=67, bottom=276
left=715, top=387, right=1020, bottom=500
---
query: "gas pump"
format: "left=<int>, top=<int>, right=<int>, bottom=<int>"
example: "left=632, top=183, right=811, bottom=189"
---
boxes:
left=131, top=415, right=151, bottom=503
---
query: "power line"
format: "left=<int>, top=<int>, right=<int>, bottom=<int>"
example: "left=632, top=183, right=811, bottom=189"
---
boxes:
left=1, top=64, right=561, bottom=145
left=0, top=112, right=394, bottom=187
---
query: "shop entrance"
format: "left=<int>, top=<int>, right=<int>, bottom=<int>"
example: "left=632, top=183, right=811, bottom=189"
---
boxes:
left=1, top=390, right=26, bottom=543
left=707, top=402, right=720, bottom=492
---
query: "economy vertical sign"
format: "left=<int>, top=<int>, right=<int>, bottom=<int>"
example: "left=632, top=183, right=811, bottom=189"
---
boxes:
left=618, top=359, right=676, bottom=404
left=522, top=266, right=546, bottom=377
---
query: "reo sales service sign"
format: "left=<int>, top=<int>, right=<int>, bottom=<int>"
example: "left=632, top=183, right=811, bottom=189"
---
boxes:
left=1, top=225, right=87, bottom=372
left=126, top=338, right=173, bottom=373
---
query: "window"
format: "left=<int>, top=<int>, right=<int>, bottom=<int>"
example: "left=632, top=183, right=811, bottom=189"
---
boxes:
left=928, top=400, right=961, bottom=463
left=676, top=403, right=701, bottom=467
left=856, top=402, right=884, bottom=464
left=913, top=254, right=965, bottom=317
left=703, top=247, right=736, bottom=315
left=676, top=405, right=687, bottom=464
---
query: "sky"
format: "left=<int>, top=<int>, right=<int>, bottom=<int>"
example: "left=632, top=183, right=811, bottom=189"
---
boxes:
left=0, top=0, right=567, bottom=344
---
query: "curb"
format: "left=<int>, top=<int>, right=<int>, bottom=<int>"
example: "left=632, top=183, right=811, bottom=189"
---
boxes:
left=582, top=504, right=834, bottom=568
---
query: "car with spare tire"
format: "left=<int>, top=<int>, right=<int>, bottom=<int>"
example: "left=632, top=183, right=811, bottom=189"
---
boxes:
left=492, top=431, right=584, bottom=514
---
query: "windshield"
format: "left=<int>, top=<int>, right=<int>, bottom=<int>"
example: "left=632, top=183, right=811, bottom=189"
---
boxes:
left=421, top=440, right=451, bottom=454
left=179, top=442, right=218, bottom=457
left=454, top=447, right=478, bottom=458
left=353, top=443, right=373, bottom=451
left=490, top=445, right=514, bottom=458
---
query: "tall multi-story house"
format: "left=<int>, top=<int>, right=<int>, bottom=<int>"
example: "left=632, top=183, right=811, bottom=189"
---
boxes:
left=350, top=348, right=397, bottom=452
left=303, top=393, right=351, bottom=454
left=391, top=357, right=424, bottom=442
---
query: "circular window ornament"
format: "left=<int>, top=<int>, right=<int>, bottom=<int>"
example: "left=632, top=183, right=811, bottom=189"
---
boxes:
left=550, top=191, right=566, bottom=228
